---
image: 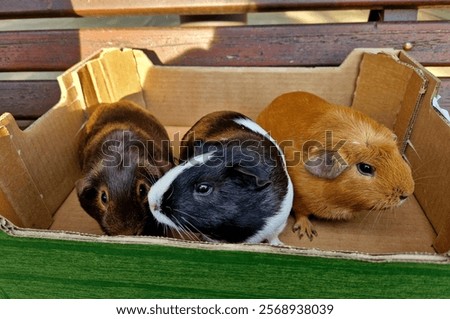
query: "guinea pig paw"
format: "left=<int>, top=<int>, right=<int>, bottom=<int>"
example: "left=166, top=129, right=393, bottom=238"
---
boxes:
left=268, top=237, right=284, bottom=246
left=292, top=217, right=318, bottom=241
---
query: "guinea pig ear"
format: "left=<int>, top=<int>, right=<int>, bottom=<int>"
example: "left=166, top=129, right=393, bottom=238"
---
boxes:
left=75, top=177, right=97, bottom=202
left=232, top=165, right=272, bottom=189
left=304, top=150, right=348, bottom=179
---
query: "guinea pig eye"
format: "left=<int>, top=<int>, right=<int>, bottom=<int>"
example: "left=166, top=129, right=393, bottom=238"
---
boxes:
left=357, top=162, right=375, bottom=176
left=195, top=183, right=213, bottom=195
left=138, top=183, right=148, bottom=198
left=100, top=191, right=108, bottom=204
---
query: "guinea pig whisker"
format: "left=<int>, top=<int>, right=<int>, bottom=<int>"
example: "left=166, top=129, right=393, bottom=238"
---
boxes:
left=174, top=208, right=198, bottom=223
left=178, top=223, right=196, bottom=241
left=372, top=203, right=389, bottom=228
left=171, top=215, right=195, bottom=241
left=410, top=158, right=438, bottom=176
left=375, top=203, right=396, bottom=227
left=171, top=210, right=201, bottom=241
left=171, top=216, right=187, bottom=240
left=358, top=205, right=380, bottom=232
left=170, top=207, right=208, bottom=241
left=170, top=219, right=186, bottom=240
left=358, top=208, right=374, bottom=228
left=165, top=186, right=175, bottom=201
left=138, top=170, right=157, bottom=185
left=389, top=206, right=397, bottom=222
left=173, top=209, right=205, bottom=236
left=411, top=174, right=440, bottom=183
left=405, top=139, right=421, bottom=161
left=383, top=206, right=395, bottom=229
left=179, top=215, right=213, bottom=242
left=359, top=200, right=391, bottom=231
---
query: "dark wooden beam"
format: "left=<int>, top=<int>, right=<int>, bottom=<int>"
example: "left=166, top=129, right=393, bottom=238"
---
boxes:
left=0, top=81, right=60, bottom=119
left=1, top=0, right=450, bottom=18
left=0, top=22, right=448, bottom=72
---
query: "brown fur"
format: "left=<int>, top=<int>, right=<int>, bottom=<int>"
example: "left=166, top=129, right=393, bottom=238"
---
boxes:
left=76, top=100, right=173, bottom=235
left=257, top=91, right=414, bottom=240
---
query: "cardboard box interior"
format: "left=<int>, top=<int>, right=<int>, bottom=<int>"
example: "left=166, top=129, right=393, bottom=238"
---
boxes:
left=1, top=48, right=449, bottom=258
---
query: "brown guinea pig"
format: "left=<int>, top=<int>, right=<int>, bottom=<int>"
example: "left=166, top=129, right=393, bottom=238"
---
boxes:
left=257, top=91, right=414, bottom=240
left=76, top=100, right=173, bottom=236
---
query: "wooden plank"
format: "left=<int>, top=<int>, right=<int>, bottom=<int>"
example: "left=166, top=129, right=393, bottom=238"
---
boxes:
left=0, top=30, right=81, bottom=71
left=0, top=22, right=449, bottom=71
left=0, top=81, right=60, bottom=119
left=1, top=0, right=450, bottom=18
left=0, top=77, right=447, bottom=126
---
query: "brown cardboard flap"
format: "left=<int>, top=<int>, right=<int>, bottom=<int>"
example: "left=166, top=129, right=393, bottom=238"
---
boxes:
left=406, top=85, right=450, bottom=253
left=77, top=48, right=147, bottom=108
left=141, top=49, right=368, bottom=126
left=352, top=53, right=427, bottom=149
left=0, top=188, right=22, bottom=227
left=395, top=52, right=450, bottom=253
left=434, top=221, right=450, bottom=254
left=0, top=56, right=87, bottom=227
left=16, top=103, right=84, bottom=216
left=0, top=114, right=53, bottom=228
left=78, top=60, right=112, bottom=107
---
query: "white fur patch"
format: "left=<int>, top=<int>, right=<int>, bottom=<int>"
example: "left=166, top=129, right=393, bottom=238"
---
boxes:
left=152, top=209, right=180, bottom=231
left=233, top=117, right=288, bottom=167
left=233, top=116, right=294, bottom=244
left=148, top=152, right=214, bottom=230
left=245, top=178, right=294, bottom=245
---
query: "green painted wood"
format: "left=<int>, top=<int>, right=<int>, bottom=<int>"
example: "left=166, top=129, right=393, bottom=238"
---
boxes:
left=0, top=231, right=449, bottom=298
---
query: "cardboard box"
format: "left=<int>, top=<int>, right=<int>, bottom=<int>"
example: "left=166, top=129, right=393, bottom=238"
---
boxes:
left=1, top=48, right=449, bottom=263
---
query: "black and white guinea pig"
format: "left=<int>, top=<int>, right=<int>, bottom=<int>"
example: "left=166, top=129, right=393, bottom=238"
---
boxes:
left=76, top=100, right=173, bottom=236
left=148, top=111, right=293, bottom=244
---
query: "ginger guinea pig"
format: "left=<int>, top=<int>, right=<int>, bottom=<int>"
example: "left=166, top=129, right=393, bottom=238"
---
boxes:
left=76, top=100, right=173, bottom=236
left=148, top=111, right=293, bottom=244
left=257, top=91, right=414, bottom=240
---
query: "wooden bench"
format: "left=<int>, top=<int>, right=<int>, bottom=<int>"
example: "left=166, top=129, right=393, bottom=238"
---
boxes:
left=0, top=0, right=449, bottom=129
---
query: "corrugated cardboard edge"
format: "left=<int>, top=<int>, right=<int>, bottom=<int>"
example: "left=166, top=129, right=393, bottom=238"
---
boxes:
left=0, top=217, right=448, bottom=264
left=394, top=52, right=433, bottom=153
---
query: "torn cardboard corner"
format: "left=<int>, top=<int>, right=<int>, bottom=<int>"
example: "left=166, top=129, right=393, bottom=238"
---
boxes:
left=352, top=52, right=429, bottom=153
left=0, top=47, right=449, bottom=260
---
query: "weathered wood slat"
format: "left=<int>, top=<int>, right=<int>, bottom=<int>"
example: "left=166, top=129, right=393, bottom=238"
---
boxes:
left=0, top=21, right=449, bottom=72
left=0, top=81, right=60, bottom=119
left=1, top=0, right=450, bottom=18
left=0, top=76, right=447, bottom=126
left=0, top=31, right=80, bottom=71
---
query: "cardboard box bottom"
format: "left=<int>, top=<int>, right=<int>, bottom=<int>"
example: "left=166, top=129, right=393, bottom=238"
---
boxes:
left=48, top=125, right=438, bottom=257
left=48, top=131, right=437, bottom=256
left=5, top=186, right=444, bottom=264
